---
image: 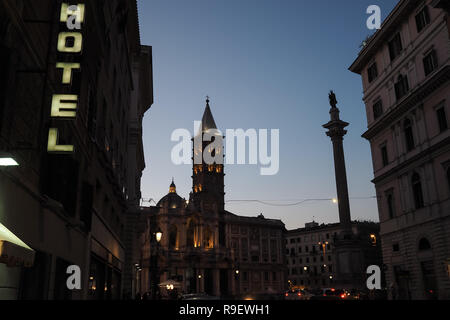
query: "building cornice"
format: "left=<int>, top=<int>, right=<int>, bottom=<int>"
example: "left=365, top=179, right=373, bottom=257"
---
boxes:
left=372, top=135, right=450, bottom=185
left=349, top=0, right=421, bottom=74
left=362, top=65, right=450, bottom=140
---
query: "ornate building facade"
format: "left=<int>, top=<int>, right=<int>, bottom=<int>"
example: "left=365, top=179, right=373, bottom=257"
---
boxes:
left=350, top=0, right=450, bottom=299
left=139, top=100, right=286, bottom=299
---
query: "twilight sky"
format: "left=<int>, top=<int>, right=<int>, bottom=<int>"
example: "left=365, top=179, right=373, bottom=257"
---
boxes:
left=136, top=0, right=398, bottom=230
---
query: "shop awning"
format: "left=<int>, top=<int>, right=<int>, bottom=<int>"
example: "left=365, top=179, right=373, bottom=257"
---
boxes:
left=0, top=223, right=35, bottom=267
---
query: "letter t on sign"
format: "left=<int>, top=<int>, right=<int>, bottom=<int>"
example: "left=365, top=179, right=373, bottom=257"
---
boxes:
left=56, top=62, right=80, bottom=85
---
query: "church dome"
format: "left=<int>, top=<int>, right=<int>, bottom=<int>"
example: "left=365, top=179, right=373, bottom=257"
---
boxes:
left=157, top=179, right=185, bottom=209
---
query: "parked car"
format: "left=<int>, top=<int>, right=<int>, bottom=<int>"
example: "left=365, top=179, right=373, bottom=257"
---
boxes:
left=181, top=293, right=220, bottom=300
left=284, top=289, right=313, bottom=300
left=320, top=288, right=349, bottom=299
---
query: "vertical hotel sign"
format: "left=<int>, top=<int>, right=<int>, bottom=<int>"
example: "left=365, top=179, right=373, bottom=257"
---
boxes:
left=47, top=3, right=85, bottom=153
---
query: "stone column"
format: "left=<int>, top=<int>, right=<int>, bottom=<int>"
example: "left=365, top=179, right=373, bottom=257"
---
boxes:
left=213, top=269, right=221, bottom=297
left=323, top=91, right=352, bottom=235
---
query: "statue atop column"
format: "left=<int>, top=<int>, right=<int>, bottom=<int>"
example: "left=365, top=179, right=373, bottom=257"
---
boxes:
left=329, top=90, right=338, bottom=108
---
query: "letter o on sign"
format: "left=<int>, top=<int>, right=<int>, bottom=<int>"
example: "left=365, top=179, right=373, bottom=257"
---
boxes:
left=57, top=32, right=83, bottom=53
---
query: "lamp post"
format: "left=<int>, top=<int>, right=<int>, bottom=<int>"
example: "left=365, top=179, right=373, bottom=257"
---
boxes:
left=318, top=241, right=329, bottom=256
left=151, top=227, right=162, bottom=300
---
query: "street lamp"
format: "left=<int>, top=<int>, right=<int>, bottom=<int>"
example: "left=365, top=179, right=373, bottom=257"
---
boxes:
left=318, top=241, right=329, bottom=256
left=156, top=229, right=163, bottom=243
left=0, top=153, right=19, bottom=167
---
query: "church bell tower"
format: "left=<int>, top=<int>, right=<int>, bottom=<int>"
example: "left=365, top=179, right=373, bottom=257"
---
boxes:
left=192, top=98, right=225, bottom=213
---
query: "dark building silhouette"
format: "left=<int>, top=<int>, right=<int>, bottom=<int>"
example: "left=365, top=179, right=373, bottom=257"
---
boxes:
left=0, top=0, right=152, bottom=300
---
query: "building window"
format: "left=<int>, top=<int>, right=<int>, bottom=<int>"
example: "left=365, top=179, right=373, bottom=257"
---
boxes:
left=415, top=6, right=430, bottom=33
left=436, top=106, right=448, bottom=133
left=404, top=118, right=415, bottom=152
left=447, top=167, right=450, bottom=191
left=395, top=74, right=409, bottom=100
left=423, top=50, right=438, bottom=77
left=370, top=234, right=377, bottom=246
left=203, top=227, right=214, bottom=249
left=412, top=173, right=425, bottom=209
left=87, top=87, right=97, bottom=140
left=169, top=225, right=178, bottom=249
left=80, top=182, right=94, bottom=232
left=186, top=220, right=197, bottom=247
left=373, top=100, right=383, bottom=120
left=389, top=32, right=403, bottom=61
left=387, top=192, right=395, bottom=219
left=393, top=243, right=400, bottom=252
left=19, top=251, right=51, bottom=300
left=381, top=144, right=389, bottom=167
left=0, top=42, right=11, bottom=129
left=367, top=62, right=378, bottom=83
left=419, top=238, right=431, bottom=251
left=44, top=156, right=79, bottom=218
left=54, top=258, right=73, bottom=300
